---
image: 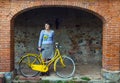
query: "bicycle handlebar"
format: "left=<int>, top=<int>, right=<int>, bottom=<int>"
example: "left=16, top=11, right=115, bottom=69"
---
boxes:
left=37, top=42, right=61, bottom=52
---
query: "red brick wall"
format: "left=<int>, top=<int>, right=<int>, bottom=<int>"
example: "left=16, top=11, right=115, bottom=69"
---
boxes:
left=0, top=0, right=120, bottom=72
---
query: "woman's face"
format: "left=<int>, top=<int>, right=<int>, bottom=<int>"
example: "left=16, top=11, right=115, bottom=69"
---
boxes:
left=45, top=23, right=50, bottom=30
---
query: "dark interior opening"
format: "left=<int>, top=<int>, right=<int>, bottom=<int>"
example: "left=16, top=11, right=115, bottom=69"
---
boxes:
left=14, top=7, right=103, bottom=78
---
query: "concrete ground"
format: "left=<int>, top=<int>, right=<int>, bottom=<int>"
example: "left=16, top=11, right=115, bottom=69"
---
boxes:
left=41, top=63, right=102, bottom=81
left=12, top=63, right=105, bottom=83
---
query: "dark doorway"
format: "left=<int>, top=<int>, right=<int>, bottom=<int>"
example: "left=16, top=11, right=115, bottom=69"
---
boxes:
left=14, top=7, right=103, bottom=78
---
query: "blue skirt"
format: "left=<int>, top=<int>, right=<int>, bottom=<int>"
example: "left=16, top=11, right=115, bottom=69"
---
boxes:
left=41, top=44, right=54, bottom=59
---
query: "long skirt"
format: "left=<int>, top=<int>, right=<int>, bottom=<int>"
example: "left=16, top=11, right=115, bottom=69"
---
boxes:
left=41, top=44, right=54, bottom=59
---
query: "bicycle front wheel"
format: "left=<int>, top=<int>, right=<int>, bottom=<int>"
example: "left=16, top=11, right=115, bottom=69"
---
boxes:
left=55, top=56, right=75, bottom=78
left=19, top=55, right=40, bottom=77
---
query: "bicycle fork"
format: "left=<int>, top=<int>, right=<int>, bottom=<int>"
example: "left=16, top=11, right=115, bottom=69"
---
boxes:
left=54, top=56, right=66, bottom=72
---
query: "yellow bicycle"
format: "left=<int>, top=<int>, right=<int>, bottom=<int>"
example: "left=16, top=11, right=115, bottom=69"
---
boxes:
left=19, top=42, right=75, bottom=78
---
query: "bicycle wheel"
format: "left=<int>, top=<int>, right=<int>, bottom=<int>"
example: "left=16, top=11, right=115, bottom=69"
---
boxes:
left=19, top=55, right=40, bottom=77
left=55, top=56, right=75, bottom=78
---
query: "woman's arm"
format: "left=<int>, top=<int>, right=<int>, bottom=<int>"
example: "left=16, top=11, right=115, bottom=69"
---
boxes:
left=52, top=30, right=55, bottom=43
left=38, top=30, right=44, bottom=48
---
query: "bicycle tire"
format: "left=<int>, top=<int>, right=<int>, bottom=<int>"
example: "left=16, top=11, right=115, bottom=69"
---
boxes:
left=55, top=56, right=75, bottom=78
left=19, top=55, right=40, bottom=77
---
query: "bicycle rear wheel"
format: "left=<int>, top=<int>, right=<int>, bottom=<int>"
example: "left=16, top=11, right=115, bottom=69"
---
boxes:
left=19, top=55, right=40, bottom=77
left=55, top=56, right=75, bottom=78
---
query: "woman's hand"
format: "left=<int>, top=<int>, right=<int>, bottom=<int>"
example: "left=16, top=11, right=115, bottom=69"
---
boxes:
left=38, top=47, right=42, bottom=51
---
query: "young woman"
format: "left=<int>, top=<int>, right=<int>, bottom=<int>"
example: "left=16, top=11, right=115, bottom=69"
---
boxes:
left=38, top=23, right=54, bottom=76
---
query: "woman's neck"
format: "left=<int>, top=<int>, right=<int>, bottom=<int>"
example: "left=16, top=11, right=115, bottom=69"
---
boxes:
left=45, top=29, right=50, bottom=32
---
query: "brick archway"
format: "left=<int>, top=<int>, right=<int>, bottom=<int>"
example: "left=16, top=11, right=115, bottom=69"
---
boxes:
left=11, top=5, right=105, bottom=71
left=0, top=1, right=120, bottom=76
left=12, top=6, right=104, bottom=76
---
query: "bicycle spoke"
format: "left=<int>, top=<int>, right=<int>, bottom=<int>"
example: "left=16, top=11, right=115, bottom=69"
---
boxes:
left=21, top=60, right=29, bottom=66
left=27, top=56, right=31, bottom=64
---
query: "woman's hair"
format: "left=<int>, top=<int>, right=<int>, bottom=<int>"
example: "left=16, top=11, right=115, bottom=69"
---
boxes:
left=45, top=22, right=52, bottom=27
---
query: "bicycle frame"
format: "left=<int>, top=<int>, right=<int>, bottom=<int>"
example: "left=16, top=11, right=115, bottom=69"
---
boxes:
left=19, top=47, right=65, bottom=72
left=38, top=48, right=65, bottom=71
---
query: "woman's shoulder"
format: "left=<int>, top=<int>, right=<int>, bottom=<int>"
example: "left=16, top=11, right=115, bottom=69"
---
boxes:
left=41, top=30, right=45, bottom=32
left=50, top=30, right=54, bottom=33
